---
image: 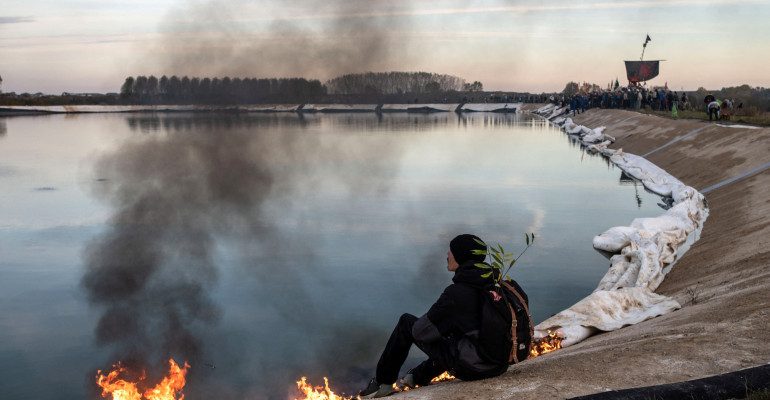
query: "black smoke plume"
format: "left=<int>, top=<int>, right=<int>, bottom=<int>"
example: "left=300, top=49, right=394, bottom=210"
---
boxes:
left=82, top=113, right=412, bottom=398
left=153, top=0, right=414, bottom=79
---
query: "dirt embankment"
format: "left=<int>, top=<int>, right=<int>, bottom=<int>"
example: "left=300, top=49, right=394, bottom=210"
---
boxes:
left=397, top=108, right=770, bottom=399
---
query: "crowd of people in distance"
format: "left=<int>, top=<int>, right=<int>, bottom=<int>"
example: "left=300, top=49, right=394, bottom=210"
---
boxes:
left=547, top=84, right=743, bottom=122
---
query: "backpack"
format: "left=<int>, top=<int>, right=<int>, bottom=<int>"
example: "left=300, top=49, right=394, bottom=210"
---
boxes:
left=476, top=279, right=534, bottom=365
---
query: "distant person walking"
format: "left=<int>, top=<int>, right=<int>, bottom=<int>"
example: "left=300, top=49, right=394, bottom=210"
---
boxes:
left=570, top=96, right=578, bottom=116
left=707, top=100, right=720, bottom=121
left=704, top=94, right=719, bottom=121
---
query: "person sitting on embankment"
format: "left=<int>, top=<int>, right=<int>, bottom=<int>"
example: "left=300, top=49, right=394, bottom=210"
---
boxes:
left=358, top=234, right=509, bottom=398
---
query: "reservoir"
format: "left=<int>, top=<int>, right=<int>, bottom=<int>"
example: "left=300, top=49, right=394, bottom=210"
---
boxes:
left=0, top=112, right=665, bottom=399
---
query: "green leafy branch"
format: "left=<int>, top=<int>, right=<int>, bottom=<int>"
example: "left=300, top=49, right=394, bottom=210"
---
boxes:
left=472, top=233, right=536, bottom=284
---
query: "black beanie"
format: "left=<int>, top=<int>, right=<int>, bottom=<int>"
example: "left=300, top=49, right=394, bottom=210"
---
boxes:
left=450, top=234, right=486, bottom=264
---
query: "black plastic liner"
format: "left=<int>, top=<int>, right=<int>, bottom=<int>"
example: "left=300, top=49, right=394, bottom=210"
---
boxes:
left=569, top=363, right=770, bottom=400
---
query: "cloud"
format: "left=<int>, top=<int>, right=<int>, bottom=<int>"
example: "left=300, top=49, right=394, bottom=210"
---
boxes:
left=0, top=16, right=34, bottom=24
left=213, top=0, right=766, bottom=22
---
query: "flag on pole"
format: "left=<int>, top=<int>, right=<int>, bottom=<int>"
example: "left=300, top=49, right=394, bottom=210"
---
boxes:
left=643, top=34, right=651, bottom=48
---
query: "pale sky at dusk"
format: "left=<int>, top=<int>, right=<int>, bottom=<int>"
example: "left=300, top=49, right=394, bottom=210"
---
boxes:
left=1, top=0, right=769, bottom=94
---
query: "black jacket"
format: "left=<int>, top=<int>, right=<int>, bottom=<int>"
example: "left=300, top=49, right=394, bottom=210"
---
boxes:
left=411, top=261, right=494, bottom=342
left=411, top=261, right=503, bottom=375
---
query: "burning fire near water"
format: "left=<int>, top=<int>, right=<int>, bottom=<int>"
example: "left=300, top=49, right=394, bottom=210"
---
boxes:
left=530, top=330, right=565, bottom=358
left=294, top=371, right=456, bottom=400
left=293, top=333, right=563, bottom=400
left=95, top=334, right=562, bottom=400
left=96, top=358, right=189, bottom=400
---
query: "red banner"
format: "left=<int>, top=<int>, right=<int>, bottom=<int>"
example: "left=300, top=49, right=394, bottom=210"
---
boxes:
left=625, top=61, right=660, bottom=83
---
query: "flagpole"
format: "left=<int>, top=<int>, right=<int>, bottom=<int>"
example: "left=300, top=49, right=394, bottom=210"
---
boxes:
left=640, top=35, right=647, bottom=61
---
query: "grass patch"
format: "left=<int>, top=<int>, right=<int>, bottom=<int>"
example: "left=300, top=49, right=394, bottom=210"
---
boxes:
left=635, top=108, right=770, bottom=127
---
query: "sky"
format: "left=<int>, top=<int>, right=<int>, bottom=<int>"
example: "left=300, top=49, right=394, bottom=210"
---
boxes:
left=1, top=0, right=769, bottom=94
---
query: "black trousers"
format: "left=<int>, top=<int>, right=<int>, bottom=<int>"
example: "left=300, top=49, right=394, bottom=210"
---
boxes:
left=709, top=108, right=719, bottom=121
left=375, top=313, right=456, bottom=386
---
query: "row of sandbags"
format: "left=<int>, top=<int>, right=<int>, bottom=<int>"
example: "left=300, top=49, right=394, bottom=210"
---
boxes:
left=530, top=104, right=709, bottom=347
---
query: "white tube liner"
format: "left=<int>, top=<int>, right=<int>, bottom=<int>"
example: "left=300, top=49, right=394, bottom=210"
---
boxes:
left=301, top=104, right=378, bottom=112
left=530, top=106, right=709, bottom=348
left=535, top=288, right=681, bottom=347
left=380, top=103, right=459, bottom=112
left=460, top=103, right=522, bottom=112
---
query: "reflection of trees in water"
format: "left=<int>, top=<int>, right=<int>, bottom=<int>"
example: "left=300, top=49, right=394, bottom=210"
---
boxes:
left=0, top=119, right=7, bottom=137
left=125, top=113, right=321, bottom=133
left=125, top=112, right=535, bottom=134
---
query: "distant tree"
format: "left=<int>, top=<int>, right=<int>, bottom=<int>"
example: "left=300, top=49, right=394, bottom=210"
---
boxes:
left=133, top=76, right=148, bottom=102
left=562, top=81, right=579, bottom=97
left=147, top=76, right=159, bottom=100
left=190, top=77, right=201, bottom=101
left=120, top=76, right=135, bottom=99
left=159, top=75, right=169, bottom=98
left=326, top=71, right=467, bottom=95
left=425, top=81, right=441, bottom=93
left=168, top=76, right=181, bottom=101
left=180, top=76, right=191, bottom=102
left=463, top=81, right=483, bottom=92
left=199, top=77, right=211, bottom=102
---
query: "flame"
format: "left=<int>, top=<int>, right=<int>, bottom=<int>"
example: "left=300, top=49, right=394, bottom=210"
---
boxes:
left=96, top=359, right=190, bottom=400
left=429, top=371, right=455, bottom=383
left=529, top=330, right=565, bottom=357
left=294, top=377, right=353, bottom=400
left=294, top=370, right=457, bottom=400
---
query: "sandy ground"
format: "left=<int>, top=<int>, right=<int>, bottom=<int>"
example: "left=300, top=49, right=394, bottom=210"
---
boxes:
left=395, top=108, right=770, bottom=399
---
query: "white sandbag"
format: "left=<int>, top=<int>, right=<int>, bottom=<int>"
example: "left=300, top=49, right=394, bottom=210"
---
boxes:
left=534, top=114, right=709, bottom=350
left=547, top=107, right=567, bottom=119
left=567, top=124, right=583, bottom=135
left=593, top=226, right=637, bottom=252
left=609, top=150, right=686, bottom=197
left=534, top=287, right=681, bottom=346
left=586, top=140, right=612, bottom=153
left=581, top=126, right=607, bottom=143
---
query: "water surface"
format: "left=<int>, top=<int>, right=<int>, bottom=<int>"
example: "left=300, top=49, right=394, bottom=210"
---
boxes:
left=0, top=112, right=664, bottom=399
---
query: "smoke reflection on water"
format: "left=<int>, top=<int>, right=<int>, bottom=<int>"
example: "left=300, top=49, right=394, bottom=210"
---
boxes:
left=84, top=113, right=476, bottom=398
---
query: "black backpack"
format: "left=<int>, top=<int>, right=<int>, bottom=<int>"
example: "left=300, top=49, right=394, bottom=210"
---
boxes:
left=476, top=279, right=533, bottom=365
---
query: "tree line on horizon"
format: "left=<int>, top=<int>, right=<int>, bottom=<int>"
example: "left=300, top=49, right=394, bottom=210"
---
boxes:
left=120, top=75, right=326, bottom=104
left=117, top=72, right=485, bottom=104
left=325, top=72, right=482, bottom=95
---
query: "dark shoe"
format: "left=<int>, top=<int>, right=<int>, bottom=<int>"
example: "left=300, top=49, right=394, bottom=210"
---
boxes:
left=359, top=378, right=395, bottom=399
left=395, top=373, right=417, bottom=390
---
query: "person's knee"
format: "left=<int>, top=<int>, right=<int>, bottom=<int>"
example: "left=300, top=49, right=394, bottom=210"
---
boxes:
left=399, top=313, right=417, bottom=325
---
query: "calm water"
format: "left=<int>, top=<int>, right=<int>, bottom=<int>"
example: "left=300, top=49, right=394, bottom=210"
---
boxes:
left=0, top=113, right=664, bottom=399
